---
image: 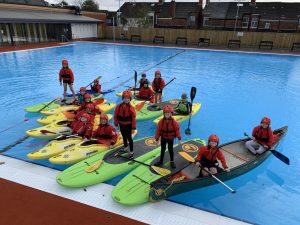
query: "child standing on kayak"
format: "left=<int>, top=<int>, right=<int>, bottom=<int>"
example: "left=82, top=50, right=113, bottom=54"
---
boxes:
left=152, top=70, right=165, bottom=105
left=114, top=90, right=136, bottom=159
left=59, top=59, right=76, bottom=101
left=195, top=135, right=230, bottom=177
left=92, top=114, right=118, bottom=148
left=91, top=79, right=101, bottom=93
left=155, top=105, right=181, bottom=168
left=245, top=117, right=274, bottom=155
left=174, top=93, right=191, bottom=115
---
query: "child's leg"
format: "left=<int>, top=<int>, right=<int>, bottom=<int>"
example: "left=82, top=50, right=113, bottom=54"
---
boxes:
left=69, top=83, right=76, bottom=98
left=63, top=83, right=67, bottom=99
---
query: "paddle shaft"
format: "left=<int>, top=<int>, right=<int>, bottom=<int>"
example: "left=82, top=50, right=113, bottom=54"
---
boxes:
left=85, top=76, right=101, bottom=88
left=0, top=118, right=29, bottom=134
left=116, top=153, right=152, bottom=167
left=38, top=99, right=57, bottom=112
left=185, top=87, right=197, bottom=134
left=102, top=76, right=120, bottom=84
left=134, top=71, right=137, bottom=98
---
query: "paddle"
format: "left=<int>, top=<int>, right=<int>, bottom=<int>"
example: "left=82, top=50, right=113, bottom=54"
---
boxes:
left=244, top=132, right=290, bottom=165
left=38, top=98, right=60, bottom=112
left=39, top=130, right=80, bottom=139
left=164, top=77, right=176, bottom=87
left=179, top=151, right=236, bottom=193
left=0, top=118, right=29, bottom=134
left=85, top=76, right=102, bottom=88
left=133, top=71, right=138, bottom=99
left=185, top=87, right=197, bottom=135
left=101, top=76, right=120, bottom=84
left=114, top=152, right=171, bottom=176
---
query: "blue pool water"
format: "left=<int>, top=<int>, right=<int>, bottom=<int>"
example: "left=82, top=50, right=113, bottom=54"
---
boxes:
left=1, top=42, right=300, bottom=225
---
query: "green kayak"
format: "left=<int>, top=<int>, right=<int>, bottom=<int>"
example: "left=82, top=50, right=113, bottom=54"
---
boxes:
left=111, top=139, right=205, bottom=205
left=56, top=137, right=161, bottom=188
left=136, top=99, right=181, bottom=120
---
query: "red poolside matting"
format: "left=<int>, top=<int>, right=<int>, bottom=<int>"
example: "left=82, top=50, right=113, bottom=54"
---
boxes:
left=0, top=178, right=148, bottom=225
left=0, top=42, right=64, bottom=53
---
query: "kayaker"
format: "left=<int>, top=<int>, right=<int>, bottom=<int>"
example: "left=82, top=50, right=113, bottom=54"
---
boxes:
left=195, top=135, right=230, bottom=177
left=245, top=117, right=274, bottom=155
left=92, top=114, right=118, bottom=148
left=73, top=87, right=86, bottom=105
left=152, top=70, right=165, bottom=105
left=114, top=90, right=136, bottom=159
left=138, top=72, right=148, bottom=89
left=154, top=105, right=181, bottom=169
left=91, top=79, right=101, bottom=93
left=76, top=93, right=100, bottom=122
left=174, top=93, right=191, bottom=115
left=71, top=113, right=93, bottom=139
left=135, top=81, right=154, bottom=102
left=59, top=59, right=76, bottom=101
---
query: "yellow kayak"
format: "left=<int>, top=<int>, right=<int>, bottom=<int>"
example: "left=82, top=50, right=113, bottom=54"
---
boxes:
left=26, top=114, right=113, bottom=139
left=27, top=135, right=83, bottom=160
left=153, top=103, right=201, bottom=124
left=37, top=102, right=116, bottom=124
left=49, top=130, right=138, bottom=165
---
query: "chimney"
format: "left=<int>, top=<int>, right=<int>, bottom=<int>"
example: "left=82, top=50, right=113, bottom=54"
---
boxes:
left=250, top=0, right=256, bottom=5
left=158, top=0, right=164, bottom=5
left=169, top=0, right=176, bottom=18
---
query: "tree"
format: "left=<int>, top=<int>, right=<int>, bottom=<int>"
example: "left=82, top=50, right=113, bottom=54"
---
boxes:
left=81, top=0, right=99, bottom=12
left=59, top=0, right=69, bottom=6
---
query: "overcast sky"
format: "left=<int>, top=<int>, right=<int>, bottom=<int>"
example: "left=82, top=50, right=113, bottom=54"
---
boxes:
left=48, top=0, right=300, bottom=11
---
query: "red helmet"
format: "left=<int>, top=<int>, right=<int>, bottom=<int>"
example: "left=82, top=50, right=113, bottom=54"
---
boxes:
left=62, top=59, right=68, bottom=65
left=155, top=70, right=161, bottom=76
left=163, top=105, right=174, bottom=113
left=122, top=90, right=132, bottom=99
left=80, top=87, right=86, bottom=92
left=84, top=94, right=92, bottom=99
left=100, top=114, right=108, bottom=121
left=94, top=79, right=99, bottom=84
left=80, top=113, right=90, bottom=121
left=261, top=117, right=271, bottom=125
left=208, top=134, right=219, bottom=143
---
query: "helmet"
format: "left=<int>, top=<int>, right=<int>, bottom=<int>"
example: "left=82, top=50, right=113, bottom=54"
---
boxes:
left=143, top=81, right=149, bottom=87
left=261, top=117, right=271, bottom=125
left=100, top=114, right=108, bottom=121
left=122, top=90, right=132, bottom=99
left=208, top=134, right=219, bottom=143
left=163, top=105, right=174, bottom=113
left=155, top=70, right=161, bottom=76
left=181, top=93, right=188, bottom=99
left=80, top=87, right=86, bottom=92
left=84, top=93, right=92, bottom=99
left=142, top=72, right=146, bottom=77
left=62, top=59, right=68, bottom=65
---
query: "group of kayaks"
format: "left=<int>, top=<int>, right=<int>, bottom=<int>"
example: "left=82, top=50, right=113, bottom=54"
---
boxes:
left=22, top=83, right=288, bottom=206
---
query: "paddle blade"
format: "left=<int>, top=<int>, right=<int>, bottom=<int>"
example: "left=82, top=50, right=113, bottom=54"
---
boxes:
left=185, top=128, right=191, bottom=135
left=244, top=132, right=249, bottom=137
left=93, top=98, right=105, bottom=105
left=151, top=166, right=171, bottom=176
left=190, top=87, right=197, bottom=102
left=270, top=149, right=290, bottom=165
left=179, top=151, right=195, bottom=163
left=135, top=101, right=146, bottom=111
left=134, top=71, right=137, bottom=85
left=63, top=111, right=75, bottom=119
left=85, top=160, right=103, bottom=173
left=95, top=76, right=102, bottom=81
left=40, top=130, right=56, bottom=134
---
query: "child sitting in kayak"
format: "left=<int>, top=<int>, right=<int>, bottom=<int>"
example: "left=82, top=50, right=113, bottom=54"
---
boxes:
left=174, top=93, right=191, bottom=115
left=154, top=105, right=181, bottom=169
left=138, top=72, right=148, bottom=89
left=245, top=117, right=274, bottom=155
left=135, top=81, right=154, bottom=102
left=73, top=87, right=86, bottom=105
left=91, top=79, right=101, bottom=93
left=71, top=113, right=93, bottom=139
left=59, top=59, right=76, bottom=101
left=114, top=90, right=136, bottom=159
left=152, top=70, right=165, bottom=105
left=92, top=114, right=118, bottom=149
left=195, top=135, right=230, bottom=177
left=76, top=93, right=100, bottom=122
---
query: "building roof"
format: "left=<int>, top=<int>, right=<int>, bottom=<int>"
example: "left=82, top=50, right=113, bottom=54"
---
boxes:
left=0, top=8, right=100, bottom=23
left=204, top=2, right=300, bottom=20
left=0, top=0, right=48, bottom=6
left=119, top=2, right=160, bottom=18
left=158, top=2, right=201, bottom=18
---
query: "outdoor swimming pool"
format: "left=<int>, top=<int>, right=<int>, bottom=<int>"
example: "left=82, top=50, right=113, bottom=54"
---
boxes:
left=0, top=42, right=299, bottom=225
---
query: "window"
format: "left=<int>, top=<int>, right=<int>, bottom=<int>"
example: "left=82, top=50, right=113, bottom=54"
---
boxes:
left=203, top=17, right=209, bottom=27
left=251, top=17, right=258, bottom=28
left=242, top=17, right=249, bottom=28
left=265, top=22, right=270, bottom=29
left=189, top=16, right=196, bottom=23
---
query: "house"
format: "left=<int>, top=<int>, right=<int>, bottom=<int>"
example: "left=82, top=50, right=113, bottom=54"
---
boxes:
left=202, top=0, right=300, bottom=33
left=116, top=0, right=202, bottom=29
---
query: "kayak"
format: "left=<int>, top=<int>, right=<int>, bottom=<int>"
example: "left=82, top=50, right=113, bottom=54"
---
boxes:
left=37, top=102, right=116, bottom=125
left=56, top=137, right=161, bottom=188
left=135, top=99, right=181, bottom=120
left=149, top=126, right=288, bottom=202
left=67, top=89, right=114, bottom=97
left=153, top=103, right=201, bottom=124
left=40, top=97, right=107, bottom=115
left=26, top=114, right=113, bottom=139
left=27, top=135, right=83, bottom=160
left=49, top=130, right=138, bottom=165
left=111, top=139, right=205, bottom=205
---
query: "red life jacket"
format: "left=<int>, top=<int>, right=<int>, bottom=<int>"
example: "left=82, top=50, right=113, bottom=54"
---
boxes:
left=252, top=125, right=274, bottom=147
left=78, top=102, right=99, bottom=115
left=196, top=146, right=228, bottom=169
left=155, top=118, right=180, bottom=140
left=152, top=78, right=165, bottom=92
left=92, top=124, right=118, bottom=145
left=91, top=84, right=101, bottom=93
left=71, top=120, right=92, bottom=137
left=138, top=87, right=153, bottom=100
left=114, top=103, right=136, bottom=128
left=59, top=68, right=74, bottom=82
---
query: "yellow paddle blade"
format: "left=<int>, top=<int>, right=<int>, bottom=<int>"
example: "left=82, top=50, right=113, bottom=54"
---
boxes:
left=85, top=160, right=103, bottom=173
left=95, top=76, right=102, bottom=81
left=179, top=151, right=195, bottom=163
left=151, top=166, right=171, bottom=176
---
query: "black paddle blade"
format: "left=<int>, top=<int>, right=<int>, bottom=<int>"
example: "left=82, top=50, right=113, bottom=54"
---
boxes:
left=134, top=71, right=137, bottom=84
left=185, top=128, right=191, bottom=135
left=270, top=149, right=290, bottom=165
left=244, top=132, right=249, bottom=137
left=190, top=87, right=197, bottom=101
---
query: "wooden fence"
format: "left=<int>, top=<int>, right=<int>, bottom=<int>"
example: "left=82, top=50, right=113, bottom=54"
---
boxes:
left=105, top=26, right=300, bottom=49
